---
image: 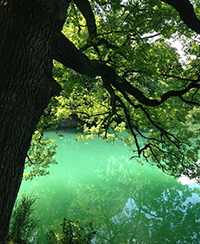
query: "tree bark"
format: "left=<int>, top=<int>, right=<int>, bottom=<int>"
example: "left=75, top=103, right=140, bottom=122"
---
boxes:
left=0, top=1, right=69, bottom=242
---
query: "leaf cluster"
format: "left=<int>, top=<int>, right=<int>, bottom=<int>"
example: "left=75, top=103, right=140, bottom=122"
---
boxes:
left=24, top=131, right=58, bottom=181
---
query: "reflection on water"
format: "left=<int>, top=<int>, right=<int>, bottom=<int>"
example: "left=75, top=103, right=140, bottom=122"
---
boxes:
left=18, top=130, right=200, bottom=243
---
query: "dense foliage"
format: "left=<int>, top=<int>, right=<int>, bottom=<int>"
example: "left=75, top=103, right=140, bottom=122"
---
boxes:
left=25, top=0, right=200, bottom=183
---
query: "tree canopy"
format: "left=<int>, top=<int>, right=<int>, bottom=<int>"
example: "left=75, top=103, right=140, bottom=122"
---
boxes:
left=1, top=0, right=200, bottom=242
left=29, top=0, right=200, bottom=183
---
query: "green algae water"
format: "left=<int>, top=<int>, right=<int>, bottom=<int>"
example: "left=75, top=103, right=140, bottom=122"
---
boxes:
left=18, top=130, right=200, bottom=243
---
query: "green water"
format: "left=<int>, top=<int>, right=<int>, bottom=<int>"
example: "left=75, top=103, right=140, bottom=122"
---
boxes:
left=18, top=130, right=200, bottom=243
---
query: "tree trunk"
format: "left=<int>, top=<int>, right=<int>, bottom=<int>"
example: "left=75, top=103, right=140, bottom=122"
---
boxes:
left=0, top=1, right=69, bottom=242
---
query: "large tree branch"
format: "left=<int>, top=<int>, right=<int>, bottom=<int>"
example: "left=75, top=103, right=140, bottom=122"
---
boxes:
left=54, top=33, right=200, bottom=107
left=161, top=0, right=200, bottom=34
left=54, top=33, right=99, bottom=76
left=112, top=77, right=200, bottom=106
left=74, top=0, right=97, bottom=41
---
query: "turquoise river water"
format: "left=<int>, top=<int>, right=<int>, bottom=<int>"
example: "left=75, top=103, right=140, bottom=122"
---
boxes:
left=18, top=129, right=200, bottom=243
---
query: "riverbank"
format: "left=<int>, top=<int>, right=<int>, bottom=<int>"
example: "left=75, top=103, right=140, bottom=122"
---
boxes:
left=57, top=115, right=83, bottom=129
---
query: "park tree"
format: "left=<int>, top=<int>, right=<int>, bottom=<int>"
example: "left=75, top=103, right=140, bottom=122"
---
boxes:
left=1, top=0, right=200, bottom=242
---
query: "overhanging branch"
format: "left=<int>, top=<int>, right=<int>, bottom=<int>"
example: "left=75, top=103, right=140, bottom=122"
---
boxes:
left=161, top=0, right=200, bottom=34
left=54, top=33, right=200, bottom=107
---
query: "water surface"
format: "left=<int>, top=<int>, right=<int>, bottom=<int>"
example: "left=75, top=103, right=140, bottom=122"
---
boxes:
left=18, top=130, right=200, bottom=243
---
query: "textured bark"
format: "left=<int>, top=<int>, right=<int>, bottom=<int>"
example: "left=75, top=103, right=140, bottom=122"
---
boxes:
left=0, top=1, right=69, bottom=242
